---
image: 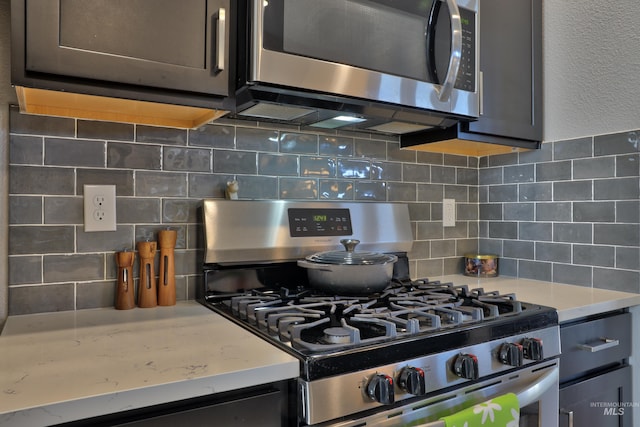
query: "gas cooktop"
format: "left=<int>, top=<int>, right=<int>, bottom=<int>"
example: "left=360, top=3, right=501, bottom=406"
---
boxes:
left=203, top=278, right=557, bottom=380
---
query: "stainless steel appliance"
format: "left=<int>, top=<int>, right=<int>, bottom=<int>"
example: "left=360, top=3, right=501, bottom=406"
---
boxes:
left=234, top=0, right=479, bottom=135
left=199, top=200, right=560, bottom=426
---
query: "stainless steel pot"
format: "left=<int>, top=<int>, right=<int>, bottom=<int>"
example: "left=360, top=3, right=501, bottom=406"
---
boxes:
left=297, top=239, right=398, bottom=294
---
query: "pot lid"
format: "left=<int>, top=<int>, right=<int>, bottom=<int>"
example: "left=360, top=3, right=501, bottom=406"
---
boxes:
left=305, top=239, right=397, bottom=265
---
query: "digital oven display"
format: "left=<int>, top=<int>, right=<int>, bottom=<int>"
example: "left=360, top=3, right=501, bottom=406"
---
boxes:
left=288, top=208, right=353, bottom=237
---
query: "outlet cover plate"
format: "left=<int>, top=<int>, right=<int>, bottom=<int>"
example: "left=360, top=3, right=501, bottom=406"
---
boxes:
left=443, top=198, right=456, bottom=227
left=84, top=185, right=117, bottom=232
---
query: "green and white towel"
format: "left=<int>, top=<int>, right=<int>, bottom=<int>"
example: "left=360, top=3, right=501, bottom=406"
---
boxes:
left=439, top=393, right=520, bottom=427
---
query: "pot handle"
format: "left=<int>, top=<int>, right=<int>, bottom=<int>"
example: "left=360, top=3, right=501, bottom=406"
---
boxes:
left=297, top=260, right=333, bottom=271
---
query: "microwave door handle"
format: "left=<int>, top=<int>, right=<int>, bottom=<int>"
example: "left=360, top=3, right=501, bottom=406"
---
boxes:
left=436, top=0, right=462, bottom=102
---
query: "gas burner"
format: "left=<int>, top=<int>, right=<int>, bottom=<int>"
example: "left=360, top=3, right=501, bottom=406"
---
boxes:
left=324, top=327, right=355, bottom=344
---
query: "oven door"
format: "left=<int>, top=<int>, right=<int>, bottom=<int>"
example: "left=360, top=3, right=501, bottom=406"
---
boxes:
left=320, top=361, right=559, bottom=427
left=251, top=0, right=478, bottom=117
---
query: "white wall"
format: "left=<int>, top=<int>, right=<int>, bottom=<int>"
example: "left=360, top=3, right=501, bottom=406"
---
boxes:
left=543, top=0, right=640, bottom=141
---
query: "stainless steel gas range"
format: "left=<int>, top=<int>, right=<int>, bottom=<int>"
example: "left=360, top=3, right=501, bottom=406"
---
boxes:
left=199, top=200, right=561, bottom=427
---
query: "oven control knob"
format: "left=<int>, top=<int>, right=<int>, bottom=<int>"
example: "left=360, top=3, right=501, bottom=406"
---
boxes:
left=522, top=337, right=544, bottom=360
left=398, top=367, right=426, bottom=396
left=366, top=374, right=395, bottom=405
left=499, top=342, right=524, bottom=367
left=452, top=354, right=479, bottom=380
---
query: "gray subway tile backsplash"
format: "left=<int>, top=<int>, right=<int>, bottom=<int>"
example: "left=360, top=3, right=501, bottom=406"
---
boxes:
left=573, top=244, right=615, bottom=268
left=504, top=164, right=534, bottom=183
left=213, top=149, right=257, bottom=174
left=535, top=202, right=572, bottom=222
left=319, top=180, right=354, bottom=200
left=519, top=222, right=553, bottom=242
left=519, top=182, right=553, bottom=202
left=535, top=242, right=572, bottom=263
left=45, top=137, right=106, bottom=167
left=77, top=120, right=134, bottom=141
left=552, top=263, right=593, bottom=287
left=553, top=137, right=593, bottom=160
left=44, top=197, right=83, bottom=224
left=319, top=135, right=354, bottom=157
left=189, top=123, right=234, bottom=149
left=553, top=223, right=593, bottom=244
left=488, top=185, right=518, bottom=202
left=553, top=180, right=592, bottom=201
left=10, top=196, right=43, bottom=224
left=137, top=125, right=187, bottom=146
left=518, top=260, right=552, bottom=282
left=594, top=224, right=640, bottom=246
left=10, top=165, right=75, bottom=195
left=573, top=156, right=615, bottom=179
left=7, top=107, right=640, bottom=314
left=9, top=108, right=75, bottom=137
left=135, top=171, right=188, bottom=197
left=536, top=160, right=572, bottom=181
left=259, top=153, right=298, bottom=176
left=594, top=130, right=639, bottom=156
left=504, top=203, right=535, bottom=221
left=163, top=147, right=211, bottom=172
left=616, top=153, right=639, bottom=177
left=573, top=201, right=615, bottom=222
left=616, top=200, right=640, bottom=223
left=354, top=181, right=386, bottom=201
left=108, top=141, right=162, bottom=170
left=280, top=132, right=318, bottom=154
left=43, top=254, right=105, bottom=283
left=9, top=225, right=75, bottom=255
left=593, top=268, right=639, bottom=293
left=8, top=283, right=75, bottom=315
left=9, top=134, right=43, bottom=164
left=594, top=177, right=639, bottom=200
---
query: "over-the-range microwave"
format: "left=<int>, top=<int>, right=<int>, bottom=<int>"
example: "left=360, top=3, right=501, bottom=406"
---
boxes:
left=234, top=0, right=480, bottom=135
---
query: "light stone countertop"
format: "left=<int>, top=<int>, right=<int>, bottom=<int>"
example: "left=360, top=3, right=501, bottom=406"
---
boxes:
left=0, top=301, right=299, bottom=427
left=433, top=275, right=640, bottom=322
left=2, top=278, right=640, bottom=426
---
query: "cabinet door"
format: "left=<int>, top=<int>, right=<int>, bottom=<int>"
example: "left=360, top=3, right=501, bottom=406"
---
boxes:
left=24, top=0, right=231, bottom=96
left=461, top=0, right=542, bottom=143
left=559, top=366, right=633, bottom=427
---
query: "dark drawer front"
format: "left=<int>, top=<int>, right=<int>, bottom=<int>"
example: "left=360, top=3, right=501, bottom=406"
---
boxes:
left=560, top=312, right=631, bottom=381
left=559, top=365, right=633, bottom=427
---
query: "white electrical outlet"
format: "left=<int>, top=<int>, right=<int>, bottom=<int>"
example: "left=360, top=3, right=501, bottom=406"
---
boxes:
left=443, top=198, right=456, bottom=227
left=84, top=185, right=117, bottom=232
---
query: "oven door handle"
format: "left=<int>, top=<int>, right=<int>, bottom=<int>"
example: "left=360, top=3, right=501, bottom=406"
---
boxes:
left=414, top=367, right=559, bottom=427
left=516, top=366, right=559, bottom=407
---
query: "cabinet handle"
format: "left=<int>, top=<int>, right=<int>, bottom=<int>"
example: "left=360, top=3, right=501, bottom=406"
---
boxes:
left=479, top=70, right=484, bottom=116
left=577, top=338, right=619, bottom=352
left=215, top=7, right=226, bottom=71
left=560, top=409, right=574, bottom=427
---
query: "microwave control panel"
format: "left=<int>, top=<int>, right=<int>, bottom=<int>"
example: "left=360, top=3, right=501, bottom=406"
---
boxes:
left=454, top=7, right=476, bottom=93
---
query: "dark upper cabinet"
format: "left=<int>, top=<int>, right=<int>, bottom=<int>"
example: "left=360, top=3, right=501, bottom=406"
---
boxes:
left=402, top=0, right=542, bottom=151
left=12, top=0, right=236, bottom=109
left=464, top=0, right=542, bottom=142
